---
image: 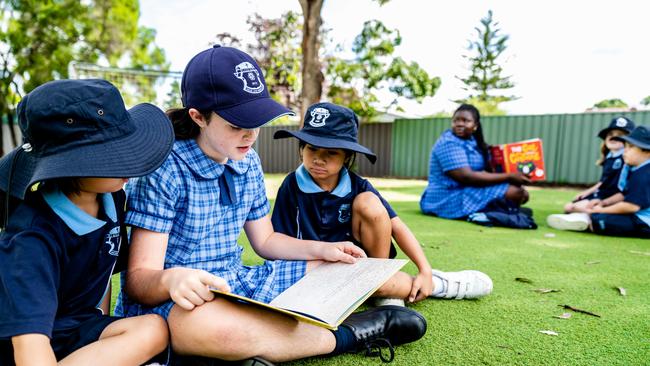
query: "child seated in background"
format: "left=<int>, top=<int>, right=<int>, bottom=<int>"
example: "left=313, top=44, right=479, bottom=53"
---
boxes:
left=272, top=102, right=494, bottom=304
left=548, top=125, right=650, bottom=238
left=562, top=117, right=634, bottom=213
left=0, top=79, right=173, bottom=365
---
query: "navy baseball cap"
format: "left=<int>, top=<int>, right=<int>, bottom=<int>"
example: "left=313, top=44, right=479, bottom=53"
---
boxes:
left=613, top=125, right=650, bottom=150
left=273, top=102, right=377, bottom=164
left=598, top=116, right=635, bottom=139
left=0, top=79, right=174, bottom=199
left=181, top=45, right=294, bottom=128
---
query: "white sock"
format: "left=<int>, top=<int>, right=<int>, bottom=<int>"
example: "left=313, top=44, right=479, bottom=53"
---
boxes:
left=430, top=271, right=446, bottom=296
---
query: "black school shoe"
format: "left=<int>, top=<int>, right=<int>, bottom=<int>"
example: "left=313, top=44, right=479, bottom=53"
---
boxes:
left=341, top=305, right=427, bottom=363
left=172, top=355, right=275, bottom=366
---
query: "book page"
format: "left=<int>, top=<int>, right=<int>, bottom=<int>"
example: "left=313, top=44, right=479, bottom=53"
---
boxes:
left=269, top=258, right=407, bottom=326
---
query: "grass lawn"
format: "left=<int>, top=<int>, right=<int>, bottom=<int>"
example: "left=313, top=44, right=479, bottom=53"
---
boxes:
left=112, top=175, right=650, bottom=365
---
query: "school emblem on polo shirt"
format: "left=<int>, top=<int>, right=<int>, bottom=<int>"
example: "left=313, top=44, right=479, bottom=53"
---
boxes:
left=613, top=158, right=622, bottom=170
left=104, top=226, right=121, bottom=256
left=234, top=62, right=264, bottom=94
left=338, top=204, right=351, bottom=223
left=309, top=107, right=330, bottom=127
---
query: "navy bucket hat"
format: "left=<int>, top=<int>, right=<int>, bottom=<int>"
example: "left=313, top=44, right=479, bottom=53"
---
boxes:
left=613, top=125, right=650, bottom=150
left=273, top=102, right=377, bottom=164
left=0, top=79, right=174, bottom=200
left=181, top=45, right=294, bottom=128
left=598, top=116, right=635, bottom=139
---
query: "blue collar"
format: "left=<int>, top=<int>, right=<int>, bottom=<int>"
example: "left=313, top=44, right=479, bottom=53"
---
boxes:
left=296, top=164, right=351, bottom=198
left=606, top=149, right=624, bottom=159
left=42, top=190, right=117, bottom=236
left=173, top=139, right=251, bottom=179
left=631, top=158, right=650, bottom=172
left=441, top=129, right=477, bottom=147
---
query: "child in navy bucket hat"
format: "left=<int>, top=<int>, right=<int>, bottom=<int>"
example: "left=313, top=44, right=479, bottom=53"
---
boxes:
left=116, top=47, right=427, bottom=364
left=0, top=79, right=172, bottom=365
left=548, top=125, right=650, bottom=238
left=272, top=102, right=494, bottom=306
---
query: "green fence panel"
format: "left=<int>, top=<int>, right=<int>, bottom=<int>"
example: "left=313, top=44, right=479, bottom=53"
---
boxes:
left=391, top=111, right=650, bottom=183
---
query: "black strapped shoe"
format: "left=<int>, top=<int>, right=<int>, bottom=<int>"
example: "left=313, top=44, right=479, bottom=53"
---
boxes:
left=341, top=305, right=427, bottom=363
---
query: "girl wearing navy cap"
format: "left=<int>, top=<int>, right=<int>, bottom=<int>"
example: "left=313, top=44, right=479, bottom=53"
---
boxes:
left=272, top=102, right=493, bottom=305
left=0, top=79, right=172, bottom=365
left=561, top=116, right=635, bottom=214
left=117, top=46, right=427, bottom=364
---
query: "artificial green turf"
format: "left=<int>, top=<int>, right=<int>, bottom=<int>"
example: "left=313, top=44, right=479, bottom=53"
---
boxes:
left=112, top=176, right=650, bottom=365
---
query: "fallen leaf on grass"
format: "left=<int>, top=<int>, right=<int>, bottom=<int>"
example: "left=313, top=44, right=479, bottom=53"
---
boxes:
left=585, top=260, right=601, bottom=265
left=615, top=287, right=627, bottom=296
left=629, top=250, right=650, bottom=256
left=553, top=313, right=572, bottom=319
left=534, top=288, right=561, bottom=294
left=558, top=304, right=601, bottom=318
left=539, top=330, right=559, bottom=336
left=515, top=277, right=533, bottom=284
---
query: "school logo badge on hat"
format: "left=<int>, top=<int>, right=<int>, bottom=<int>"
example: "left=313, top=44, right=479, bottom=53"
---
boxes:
left=615, top=117, right=629, bottom=128
left=234, top=61, right=264, bottom=94
left=309, top=107, right=330, bottom=127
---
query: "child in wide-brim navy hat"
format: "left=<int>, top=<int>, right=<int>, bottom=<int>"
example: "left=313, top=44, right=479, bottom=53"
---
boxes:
left=548, top=125, right=650, bottom=238
left=0, top=79, right=173, bottom=364
left=272, top=102, right=494, bottom=305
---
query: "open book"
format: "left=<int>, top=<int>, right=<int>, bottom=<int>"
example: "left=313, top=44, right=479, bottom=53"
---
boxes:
left=211, top=258, right=407, bottom=330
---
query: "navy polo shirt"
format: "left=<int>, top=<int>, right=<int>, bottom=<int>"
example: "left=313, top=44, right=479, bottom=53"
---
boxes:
left=619, top=159, right=650, bottom=227
left=271, top=165, right=396, bottom=243
left=0, top=189, right=127, bottom=340
left=597, top=150, right=625, bottom=199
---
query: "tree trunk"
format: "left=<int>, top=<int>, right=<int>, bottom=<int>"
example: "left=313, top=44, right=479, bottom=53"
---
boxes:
left=298, top=0, right=324, bottom=128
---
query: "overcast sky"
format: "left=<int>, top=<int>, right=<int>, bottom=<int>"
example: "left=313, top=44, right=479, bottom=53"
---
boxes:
left=139, top=0, right=650, bottom=117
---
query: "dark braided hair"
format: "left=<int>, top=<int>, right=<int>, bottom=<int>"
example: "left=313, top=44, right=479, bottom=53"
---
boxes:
left=454, top=104, right=492, bottom=172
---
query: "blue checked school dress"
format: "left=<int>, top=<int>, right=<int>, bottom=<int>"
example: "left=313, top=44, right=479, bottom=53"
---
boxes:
left=115, top=139, right=306, bottom=319
left=420, top=129, right=508, bottom=219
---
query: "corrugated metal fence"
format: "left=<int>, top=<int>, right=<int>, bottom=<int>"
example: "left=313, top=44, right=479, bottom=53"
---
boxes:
left=4, top=111, right=650, bottom=184
left=391, top=111, right=650, bottom=183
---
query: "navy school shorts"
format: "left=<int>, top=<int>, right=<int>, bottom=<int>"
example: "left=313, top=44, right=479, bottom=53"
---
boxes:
left=591, top=213, right=650, bottom=238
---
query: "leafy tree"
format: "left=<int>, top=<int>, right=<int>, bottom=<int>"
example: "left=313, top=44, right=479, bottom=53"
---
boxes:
left=592, top=98, right=629, bottom=109
left=456, top=10, right=516, bottom=115
left=0, top=0, right=167, bottom=154
left=326, top=20, right=440, bottom=118
left=641, top=96, right=650, bottom=106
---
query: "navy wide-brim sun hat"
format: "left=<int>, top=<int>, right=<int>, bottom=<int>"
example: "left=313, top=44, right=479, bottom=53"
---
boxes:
left=0, top=79, right=175, bottom=200
left=273, top=102, right=377, bottom=164
left=612, top=125, right=650, bottom=150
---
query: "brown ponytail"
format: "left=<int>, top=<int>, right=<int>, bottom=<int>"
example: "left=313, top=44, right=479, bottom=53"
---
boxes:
left=166, top=108, right=212, bottom=140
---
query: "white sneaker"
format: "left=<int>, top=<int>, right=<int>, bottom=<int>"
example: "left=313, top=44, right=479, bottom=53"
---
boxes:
left=374, top=297, right=406, bottom=307
left=547, top=213, right=590, bottom=231
left=431, top=270, right=493, bottom=299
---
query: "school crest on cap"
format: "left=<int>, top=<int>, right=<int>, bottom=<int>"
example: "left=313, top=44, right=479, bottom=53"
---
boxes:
left=309, top=107, right=330, bottom=127
left=234, top=61, right=264, bottom=94
left=615, top=117, right=628, bottom=128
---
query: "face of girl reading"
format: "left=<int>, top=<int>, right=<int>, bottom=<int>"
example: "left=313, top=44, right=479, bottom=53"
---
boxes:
left=451, top=110, right=477, bottom=139
left=195, top=112, right=259, bottom=163
left=301, top=144, right=347, bottom=190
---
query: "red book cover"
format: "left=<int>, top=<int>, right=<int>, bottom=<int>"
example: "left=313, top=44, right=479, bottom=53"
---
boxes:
left=490, top=138, right=546, bottom=181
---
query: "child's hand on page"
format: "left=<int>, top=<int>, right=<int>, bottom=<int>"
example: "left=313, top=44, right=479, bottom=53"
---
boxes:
left=165, top=268, right=231, bottom=310
left=409, top=271, right=433, bottom=303
left=319, top=242, right=367, bottom=263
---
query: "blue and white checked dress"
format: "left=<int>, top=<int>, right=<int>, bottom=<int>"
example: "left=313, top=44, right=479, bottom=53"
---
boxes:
left=115, top=139, right=306, bottom=319
left=420, top=129, right=508, bottom=219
